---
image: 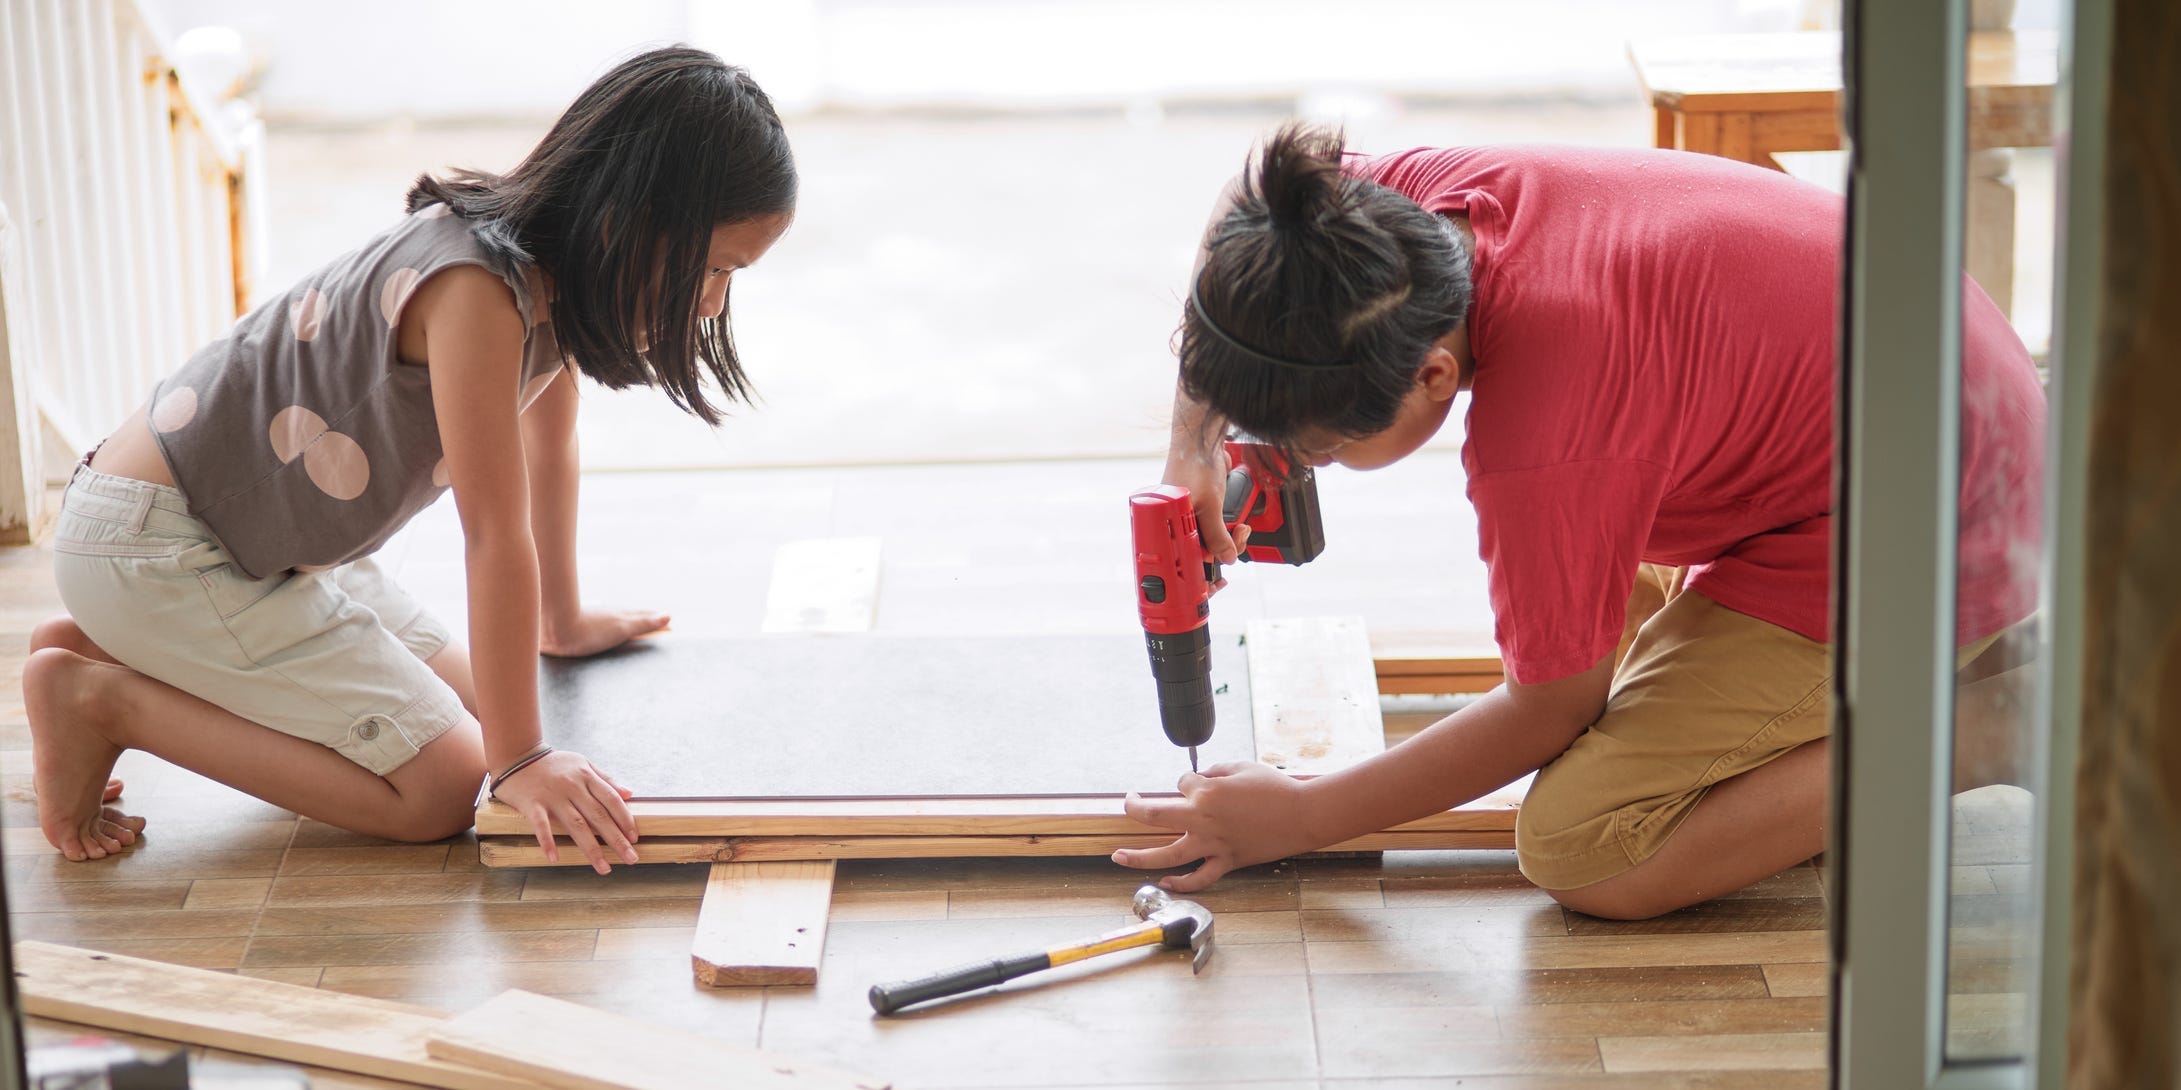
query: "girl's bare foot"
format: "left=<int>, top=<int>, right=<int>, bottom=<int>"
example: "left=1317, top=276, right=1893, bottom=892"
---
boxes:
left=27, top=617, right=131, bottom=813
left=23, top=648, right=146, bottom=860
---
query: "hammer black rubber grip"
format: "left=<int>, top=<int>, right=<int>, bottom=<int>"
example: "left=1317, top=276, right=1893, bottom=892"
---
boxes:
left=869, top=950, right=1053, bottom=1015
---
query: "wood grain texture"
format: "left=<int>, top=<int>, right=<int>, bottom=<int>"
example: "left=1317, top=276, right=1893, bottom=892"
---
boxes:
left=12, top=941, right=529, bottom=1090
left=692, top=860, right=836, bottom=987
left=2070, top=2, right=2181, bottom=1083
left=426, top=989, right=890, bottom=1090
left=476, top=828, right=1519, bottom=868
left=1246, top=616, right=1385, bottom=775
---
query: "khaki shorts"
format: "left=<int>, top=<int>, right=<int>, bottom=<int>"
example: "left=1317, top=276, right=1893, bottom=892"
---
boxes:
left=50, top=465, right=466, bottom=776
left=1515, top=564, right=2006, bottom=890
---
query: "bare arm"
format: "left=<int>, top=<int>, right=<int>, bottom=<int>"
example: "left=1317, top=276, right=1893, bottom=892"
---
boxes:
left=420, top=268, right=545, bottom=768
left=1117, top=653, right=1614, bottom=891
left=520, top=371, right=583, bottom=639
left=1164, top=176, right=1248, bottom=560
left=519, top=366, right=670, bottom=658
left=417, top=266, right=637, bottom=873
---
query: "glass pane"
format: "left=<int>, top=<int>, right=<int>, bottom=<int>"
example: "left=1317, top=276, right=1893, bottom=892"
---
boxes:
left=1944, top=0, right=2062, bottom=1063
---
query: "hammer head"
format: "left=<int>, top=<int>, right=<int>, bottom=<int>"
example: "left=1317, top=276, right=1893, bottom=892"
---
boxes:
left=1131, top=885, right=1215, bottom=973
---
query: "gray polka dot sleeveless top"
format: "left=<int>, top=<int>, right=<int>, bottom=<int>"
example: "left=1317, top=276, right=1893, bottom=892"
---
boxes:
left=147, top=203, right=566, bottom=579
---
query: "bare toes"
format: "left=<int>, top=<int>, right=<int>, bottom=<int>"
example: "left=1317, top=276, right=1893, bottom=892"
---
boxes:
left=103, top=777, right=124, bottom=802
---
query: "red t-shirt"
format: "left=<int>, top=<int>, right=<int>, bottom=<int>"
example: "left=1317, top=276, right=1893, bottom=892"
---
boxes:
left=1350, top=146, right=2044, bottom=684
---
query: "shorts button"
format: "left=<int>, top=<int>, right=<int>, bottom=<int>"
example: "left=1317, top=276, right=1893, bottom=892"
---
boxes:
left=357, top=718, right=382, bottom=741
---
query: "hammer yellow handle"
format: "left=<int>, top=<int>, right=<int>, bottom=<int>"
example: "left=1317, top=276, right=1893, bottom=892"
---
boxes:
left=1043, top=921, right=1166, bottom=967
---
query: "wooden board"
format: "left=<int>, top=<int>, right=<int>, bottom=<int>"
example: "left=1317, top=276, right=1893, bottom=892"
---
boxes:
left=427, top=989, right=889, bottom=1090
left=12, top=940, right=531, bottom=1090
left=531, top=633, right=1252, bottom=798
left=692, top=860, right=836, bottom=987
left=478, top=829, right=1518, bottom=867
left=1247, top=617, right=1384, bottom=775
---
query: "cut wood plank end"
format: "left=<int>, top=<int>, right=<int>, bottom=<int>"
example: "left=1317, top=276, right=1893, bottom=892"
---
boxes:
left=691, top=860, right=836, bottom=989
left=12, top=941, right=528, bottom=1090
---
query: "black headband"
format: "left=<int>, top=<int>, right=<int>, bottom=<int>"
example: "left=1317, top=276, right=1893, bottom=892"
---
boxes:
left=1187, top=270, right=1349, bottom=371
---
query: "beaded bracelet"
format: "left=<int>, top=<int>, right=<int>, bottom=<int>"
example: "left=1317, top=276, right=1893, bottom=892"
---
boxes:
left=487, top=743, right=555, bottom=802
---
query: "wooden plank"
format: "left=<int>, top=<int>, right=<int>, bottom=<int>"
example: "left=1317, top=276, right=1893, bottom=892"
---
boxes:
left=476, top=793, right=1519, bottom=838
left=425, top=988, right=890, bottom=1090
left=1246, top=616, right=1385, bottom=775
left=760, top=537, right=882, bottom=633
left=478, top=828, right=1518, bottom=868
left=11, top=940, right=533, bottom=1090
left=692, top=860, right=836, bottom=987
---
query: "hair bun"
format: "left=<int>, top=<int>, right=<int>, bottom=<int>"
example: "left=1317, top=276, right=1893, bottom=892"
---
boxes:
left=1254, top=122, right=1347, bottom=229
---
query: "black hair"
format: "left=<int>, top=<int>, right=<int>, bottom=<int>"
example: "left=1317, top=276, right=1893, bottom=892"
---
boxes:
left=407, top=45, right=797, bottom=425
left=1180, top=123, right=1472, bottom=449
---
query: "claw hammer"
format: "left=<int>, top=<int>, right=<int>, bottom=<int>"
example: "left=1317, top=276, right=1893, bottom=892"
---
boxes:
left=868, top=886, right=1215, bottom=1015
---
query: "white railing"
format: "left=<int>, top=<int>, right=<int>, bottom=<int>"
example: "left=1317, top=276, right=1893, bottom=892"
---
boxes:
left=0, top=0, right=262, bottom=540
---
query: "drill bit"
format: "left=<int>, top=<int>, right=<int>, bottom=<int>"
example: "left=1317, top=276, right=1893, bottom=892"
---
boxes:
left=1188, top=746, right=1199, bottom=773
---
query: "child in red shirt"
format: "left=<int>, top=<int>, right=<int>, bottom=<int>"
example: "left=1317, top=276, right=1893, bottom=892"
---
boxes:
left=1118, top=125, right=2044, bottom=918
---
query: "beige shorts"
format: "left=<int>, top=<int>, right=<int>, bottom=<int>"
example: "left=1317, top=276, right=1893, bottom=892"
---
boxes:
left=1516, top=564, right=2007, bottom=890
left=51, top=465, right=466, bottom=775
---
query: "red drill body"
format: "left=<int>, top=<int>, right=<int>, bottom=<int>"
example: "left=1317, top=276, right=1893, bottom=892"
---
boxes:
left=1130, top=443, right=1326, bottom=767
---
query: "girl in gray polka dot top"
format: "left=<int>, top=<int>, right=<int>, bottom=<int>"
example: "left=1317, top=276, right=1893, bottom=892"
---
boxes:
left=28, top=47, right=794, bottom=872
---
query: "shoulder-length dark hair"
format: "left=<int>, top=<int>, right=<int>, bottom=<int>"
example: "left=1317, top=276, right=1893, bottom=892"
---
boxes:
left=1181, top=123, right=1470, bottom=449
left=408, top=45, right=796, bottom=425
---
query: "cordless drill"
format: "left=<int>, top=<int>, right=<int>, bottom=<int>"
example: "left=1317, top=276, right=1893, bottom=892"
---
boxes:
left=1130, top=441, right=1326, bottom=771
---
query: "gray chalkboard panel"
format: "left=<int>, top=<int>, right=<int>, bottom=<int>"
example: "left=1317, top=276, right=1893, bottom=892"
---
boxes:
left=535, top=631, right=1255, bottom=799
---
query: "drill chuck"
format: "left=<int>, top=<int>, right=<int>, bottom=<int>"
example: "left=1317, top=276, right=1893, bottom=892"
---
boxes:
left=1142, top=626, right=1215, bottom=749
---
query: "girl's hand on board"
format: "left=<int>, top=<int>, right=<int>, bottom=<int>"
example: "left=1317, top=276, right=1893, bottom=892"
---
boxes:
left=539, top=608, right=671, bottom=658
left=1111, top=762, right=1325, bottom=893
left=1161, top=445, right=1248, bottom=565
left=494, top=750, right=640, bottom=874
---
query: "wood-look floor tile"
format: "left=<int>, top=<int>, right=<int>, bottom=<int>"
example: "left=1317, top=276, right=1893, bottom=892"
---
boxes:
left=1, top=818, right=297, bottom=854
left=9, top=908, right=260, bottom=942
left=763, top=926, right=1317, bottom=1087
left=1718, top=866, right=1824, bottom=901
left=1380, top=871, right=1558, bottom=908
left=183, top=877, right=274, bottom=911
left=276, top=845, right=454, bottom=876
left=830, top=888, right=949, bottom=921
left=946, top=880, right=1296, bottom=920
left=1561, top=898, right=1825, bottom=936
left=266, top=871, right=525, bottom=906
left=1307, top=929, right=1827, bottom=976
left=1496, top=997, right=1825, bottom=1039
left=242, top=927, right=598, bottom=968
left=318, top=954, right=692, bottom=1003
left=591, top=925, right=695, bottom=961
left=1598, top=1031, right=1825, bottom=1073
left=1315, top=1009, right=1601, bottom=1079
left=254, top=896, right=698, bottom=936
left=1299, top=878, right=1387, bottom=911
left=48, top=935, right=250, bottom=969
left=1311, top=965, right=1771, bottom=1010
left=1763, top=962, right=1827, bottom=998
left=8, top=848, right=283, bottom=884
left=1302, top=903, right=1571, bottom=945
left=5, top=878, right=191, bottom=912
